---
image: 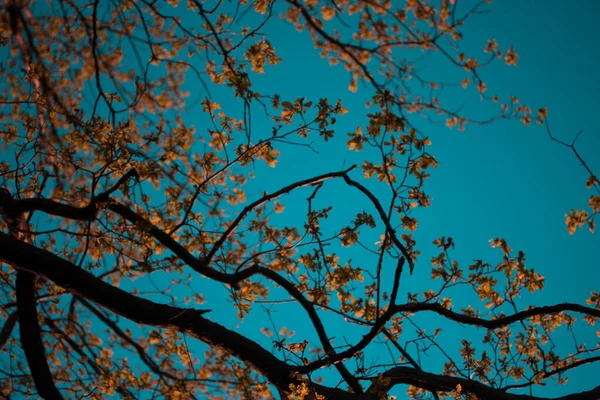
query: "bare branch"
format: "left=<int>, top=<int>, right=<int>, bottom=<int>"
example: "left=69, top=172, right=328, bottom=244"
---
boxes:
left=370, top=366, right=600, bottom=400
left=16, top=270, right=63, bottom=400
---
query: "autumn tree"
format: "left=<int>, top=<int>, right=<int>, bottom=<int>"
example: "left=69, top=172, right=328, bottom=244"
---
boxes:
left=0, top=0, right=599, bottom=399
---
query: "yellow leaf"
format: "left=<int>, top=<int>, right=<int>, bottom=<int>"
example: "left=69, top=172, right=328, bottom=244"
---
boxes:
left=321, top=5, right=335, bottom=21
left=537, top=107, right=548, bottom=118
left=281, top=109, right=294, bottom=121
left=274, top=201, right=285, bottom=213
left=260, top=327, right=273, bottom=338
left=477, top=81, right=487, bottom=93
left=505, top=46, right=518, bottom=66
left=586, top=175, right=599, bottom=189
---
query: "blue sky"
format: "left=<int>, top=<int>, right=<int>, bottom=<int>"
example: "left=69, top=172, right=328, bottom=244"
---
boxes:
left=208, top=0, right=600, bottom=397
left=2, top=0, right=599, bottom=398
left=119, top=0, right=600, bottom=397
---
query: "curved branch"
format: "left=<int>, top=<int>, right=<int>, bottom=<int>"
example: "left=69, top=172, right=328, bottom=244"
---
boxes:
left=77, top=297, right=184, bottom=382
left=4, top=233, right=598, bottom=400
left=43, top=316, right=135, bottom=398
left=342, top=175, right=415, bottom=273
left=4, top=173, right=598, bottom=390
left=7, top=170, right=599, bottom=389
left=294, top=299, right=600, bottom=375
left=370, top=366, right=600, bottom=400
left=0, top=231, right=345, bottom=398
left=2, top=187, right=63, bottom=399
left=0, top=169, right=139, bottom=222
left=207, top=165, right=357, bottom=262
left=0, top=310, right=18, bottom=350
left=389, top=302, right=600, bottom=330
left=16, top=270, right=63, bottom=399
left=234, top=264, right=363, bottom=393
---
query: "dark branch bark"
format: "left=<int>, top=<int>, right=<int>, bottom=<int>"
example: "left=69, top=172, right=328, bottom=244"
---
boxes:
left=389, top=302, right=600, bottom=330
left=2, top=216, right=600, bottom=399
left=0, top=310, right=18, bottom=350
left=6, top=182, right=598, bottom=386
left=2, top=187, right=63, bottom=399
left=0, top=169, right=138, bottom=223
left=371, top=366, right=600, bottom=400
left=342, top=175, right=415, bottom=272
left=235, top=264, right=363, bottom=393
left=16, top=270, right=63, bottom=399
left=0, top=232, right=302, bottom=396
left=77, top=296, right=184, bottom=382
left=207, top=165, right=357, bottom=262
left=295, top=300, right=600, bottom=374
left=3, top=171, right=600, bottom=399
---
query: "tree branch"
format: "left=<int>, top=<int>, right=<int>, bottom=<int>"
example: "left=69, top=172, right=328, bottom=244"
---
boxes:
left=370, top=366, right=600, bottom=400
left=207, top=165, right=357, bottom=262
left=233, top=263, right=363, bottom=393
left=342, top=175, right=415, bottom=273
left=0, top=310, right=18, bottom=350
left=16, top=270, right=63, bottom=399
left=0, top=232, right=346, bottom=398
left=389, top=302, right=600, bottom=330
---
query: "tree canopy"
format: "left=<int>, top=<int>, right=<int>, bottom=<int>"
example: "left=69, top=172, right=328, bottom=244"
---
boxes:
left=0, top=0, right=599, bottom=399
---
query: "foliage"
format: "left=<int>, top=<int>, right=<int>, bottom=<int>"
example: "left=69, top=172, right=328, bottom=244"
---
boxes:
left=0, top=0, right=598, bottom=399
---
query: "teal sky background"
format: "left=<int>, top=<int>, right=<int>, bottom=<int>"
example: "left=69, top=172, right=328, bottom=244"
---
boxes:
left=127, top=0, right=600, bottom=398
left=200, top=0, right=600, bottom=397
left=2, top=1, right=599, bottom=399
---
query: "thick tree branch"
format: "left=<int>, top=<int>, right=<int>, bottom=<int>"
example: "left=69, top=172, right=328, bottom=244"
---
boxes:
left=389, top=257, right=405, bottom=306
left=0, top=232, right=348, bottom=398
left=2, top=187, right=62, bottom=399
left=77, top=297, right=183, bottom=382
left=2, top=178, right=378, bottom=393
left=0, top=169, right=138, bottom=222
left=8, top=227, right=596, bottom=400
left=4, top=172, right=599, bottom=397
left=16, top=270, right=63, bottom=400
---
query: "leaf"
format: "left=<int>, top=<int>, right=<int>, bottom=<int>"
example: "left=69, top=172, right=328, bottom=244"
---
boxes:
left=505, top=46, right=519, bottom=66
left=446, top=117, right=457, bottom=128
left=586, top=175, right=599, bottom=189
left=320, top=129, right=335, bottom=141
left=477, top=81, right=487, bottom=94
left=321, top=5, right=335, bottom=21
left=565, top=209, right=589, bottom=234
left=260, top=327, right=273, bottom=338
left=274, top=201, right=285, bottom=213
left=347, top=126, right=364, bottom=151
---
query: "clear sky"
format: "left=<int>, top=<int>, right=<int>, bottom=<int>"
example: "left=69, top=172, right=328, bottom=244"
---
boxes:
left=2, top=0, right=598, bottom=398
left=200, top=0, right=600, bottom=397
